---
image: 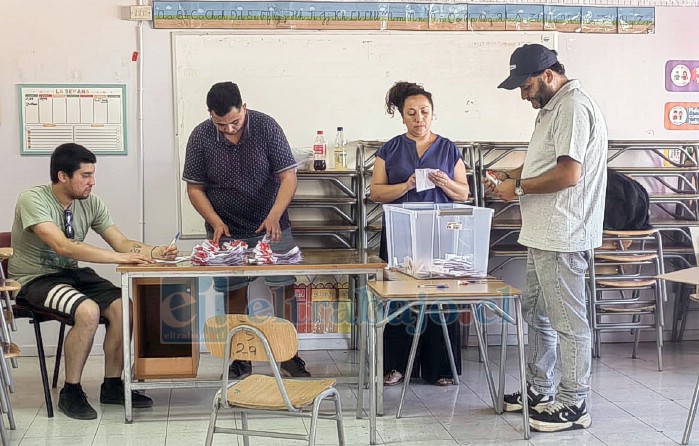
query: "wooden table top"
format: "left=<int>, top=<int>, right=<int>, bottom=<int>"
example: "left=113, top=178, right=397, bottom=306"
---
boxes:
left=117, top=249, right=385, bottom=273
left=657, top=267, right=699, bottom=286
left=368, top=278, right=521, bottom=300
left=0, top=248, right=13, bottom=259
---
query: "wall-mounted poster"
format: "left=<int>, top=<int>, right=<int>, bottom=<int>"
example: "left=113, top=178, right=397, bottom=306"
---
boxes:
left=468, top=4, right=506, bottom=31
left=618, top=7, right=655, bottom=34
left=666, top=60, right=699, bottom=92
left=153, top=1, right=655, bottom=34
left=544, top=5, right=582, bottom=32
left=665, top=102, right=699, bottom=130
left=505, top=5, right=543, bottom=31
left=18, top=84, right=127, bottom=156
left=581, top=7, right=618, bottom=34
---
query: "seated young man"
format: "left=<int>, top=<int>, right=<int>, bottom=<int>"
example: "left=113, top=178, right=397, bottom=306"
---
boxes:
left=9, top=143, right=178, bottom=420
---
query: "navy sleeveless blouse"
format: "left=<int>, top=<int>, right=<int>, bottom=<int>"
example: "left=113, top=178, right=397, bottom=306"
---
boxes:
left=375, top=134, right=463, bottom=204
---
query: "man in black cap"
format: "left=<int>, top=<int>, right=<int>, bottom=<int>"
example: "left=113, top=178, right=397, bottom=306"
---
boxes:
left=487, top=44, right=608, bottom=432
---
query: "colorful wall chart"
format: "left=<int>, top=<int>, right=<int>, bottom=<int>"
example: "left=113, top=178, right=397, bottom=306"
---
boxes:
left=18, top=84, right=127, bottom=156
left=153, top=1, right=655, bottom=34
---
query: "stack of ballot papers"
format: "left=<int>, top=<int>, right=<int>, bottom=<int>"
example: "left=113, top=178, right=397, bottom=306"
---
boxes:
left=248, top=238, right=303, bottom=265
left=190, top=238, right=303, bottom=266
left=191, top=239, right=248, bottom=265
left=431, top=255, right=482, bottom=277
left=399, top=254, right=482, bottom=278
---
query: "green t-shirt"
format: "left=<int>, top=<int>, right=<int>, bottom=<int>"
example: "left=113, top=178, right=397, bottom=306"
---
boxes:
left=9, top=184, right=114, bottom=286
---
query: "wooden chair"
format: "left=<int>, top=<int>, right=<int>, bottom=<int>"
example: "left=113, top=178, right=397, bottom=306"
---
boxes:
left=588, top=228, right=667, bottom=371
left=203, top=315, right=344, bottom=446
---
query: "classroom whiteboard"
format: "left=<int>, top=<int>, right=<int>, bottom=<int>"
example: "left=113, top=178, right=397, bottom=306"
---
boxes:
left=173, top=31, right=556, bottom=237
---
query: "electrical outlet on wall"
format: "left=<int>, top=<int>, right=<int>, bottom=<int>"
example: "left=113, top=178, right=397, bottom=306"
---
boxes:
left=126, top=5, right=152, bottom=21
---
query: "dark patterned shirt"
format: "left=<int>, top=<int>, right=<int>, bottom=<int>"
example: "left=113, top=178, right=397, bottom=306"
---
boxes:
left=182, top=110, right=296, bottom=238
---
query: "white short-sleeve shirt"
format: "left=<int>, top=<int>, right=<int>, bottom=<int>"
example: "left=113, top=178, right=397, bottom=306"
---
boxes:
left=518, top=79, right=608, bottom=252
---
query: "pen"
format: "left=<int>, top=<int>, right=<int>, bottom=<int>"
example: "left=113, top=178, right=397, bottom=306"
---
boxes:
left=167, top=232, right=181, bottom=249
left=417, top=284, right=449, bottom=289
left=458, top=279, right=489, bottom=285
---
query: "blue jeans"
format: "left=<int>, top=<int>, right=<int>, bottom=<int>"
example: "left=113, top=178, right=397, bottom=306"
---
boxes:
left=524, top=248, right=591, bottom=405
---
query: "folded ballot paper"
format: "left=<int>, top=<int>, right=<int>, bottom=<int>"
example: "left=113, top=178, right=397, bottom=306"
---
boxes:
left=190, top=237, right=302, bottom=266
left=414, top=168, right=439, bottom=192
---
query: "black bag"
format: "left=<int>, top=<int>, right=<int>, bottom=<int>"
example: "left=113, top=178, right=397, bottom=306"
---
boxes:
left=604, top=169, right=652, bottom=230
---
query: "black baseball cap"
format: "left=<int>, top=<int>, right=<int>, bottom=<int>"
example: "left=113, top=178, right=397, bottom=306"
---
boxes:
left=498, top=44, right=559, bottom=90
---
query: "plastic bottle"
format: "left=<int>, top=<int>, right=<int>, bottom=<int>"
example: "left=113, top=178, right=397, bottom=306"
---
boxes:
left=333, top=126, right=348, bottom=170
left=313, top=130, right=327, bottom=171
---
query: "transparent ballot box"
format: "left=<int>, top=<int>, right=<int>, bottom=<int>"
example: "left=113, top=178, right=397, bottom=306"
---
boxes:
left=383, top=203, right=493, bottom=279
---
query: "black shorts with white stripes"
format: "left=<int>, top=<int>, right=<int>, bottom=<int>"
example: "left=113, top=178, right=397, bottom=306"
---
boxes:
left=16, top=267, right=121, bottom=319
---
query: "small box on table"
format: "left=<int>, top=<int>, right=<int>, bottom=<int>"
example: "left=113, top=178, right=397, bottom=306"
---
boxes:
left=383, top=203, right=493, bottom=279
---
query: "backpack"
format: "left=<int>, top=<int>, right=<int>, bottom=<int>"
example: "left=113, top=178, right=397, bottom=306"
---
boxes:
left=604, top=169, right=652, bottom=230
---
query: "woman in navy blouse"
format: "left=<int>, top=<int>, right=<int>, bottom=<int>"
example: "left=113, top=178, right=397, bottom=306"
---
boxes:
left=370, top=81, right=470, bottom=386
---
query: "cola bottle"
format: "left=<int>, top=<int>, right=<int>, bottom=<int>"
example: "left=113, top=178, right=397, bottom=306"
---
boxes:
left=313, top=130, right=327, bottom=171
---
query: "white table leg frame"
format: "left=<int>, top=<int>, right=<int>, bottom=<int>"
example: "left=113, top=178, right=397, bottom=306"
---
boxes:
left=363, top=291, right=530, bottom=444
left=121, top=274, right=133, bottom=423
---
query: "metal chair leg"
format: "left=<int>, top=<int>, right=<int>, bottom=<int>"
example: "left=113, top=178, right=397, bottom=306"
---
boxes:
left=0, top=349, right=15, bottom=430
left=52, top=322, right=66, bottom=389
left=333, top=389, right=345, bottom=446
left=0, top=399, right=8, bottom=446
left=683, top=373, right=699, bottom=444
left=204, top=397, right=220, bottom=446
left=32, top=318, right=54, bottom=417
left=631, top=318, right=641, bottom=359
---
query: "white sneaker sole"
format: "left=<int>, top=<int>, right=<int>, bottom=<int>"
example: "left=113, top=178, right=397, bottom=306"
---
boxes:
left=503, top=400, right=554, bottom=413
left=529, top=413, right=592, bottom=432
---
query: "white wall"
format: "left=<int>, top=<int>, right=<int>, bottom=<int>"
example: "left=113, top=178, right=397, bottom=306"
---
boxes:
left=1, top=2, right=698, bottom=353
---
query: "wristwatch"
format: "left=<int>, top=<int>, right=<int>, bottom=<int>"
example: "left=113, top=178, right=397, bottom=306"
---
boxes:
left=514, top=179, right=525, bottom=197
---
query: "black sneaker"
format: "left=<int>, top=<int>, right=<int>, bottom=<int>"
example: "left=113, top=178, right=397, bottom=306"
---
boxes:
left=100, top=380, right=153, bottom=408
left=228, top=360, right=253, bottom=380
left=503, top=383, right=554, bottom=413
left=280, top=355, right=311, bottom=378
left=529, top=400, right=591, bottom=432
left=58, top=385, right=97, bottom=420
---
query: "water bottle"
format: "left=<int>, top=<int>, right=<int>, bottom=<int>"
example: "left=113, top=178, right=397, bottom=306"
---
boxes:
left=313, top=130, right=327, bottom=171
left=333, top=127, right=348, bottom=170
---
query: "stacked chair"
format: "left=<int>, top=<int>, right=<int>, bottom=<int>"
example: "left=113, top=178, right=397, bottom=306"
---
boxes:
left=0, top=242, right=20, bottom=444
left=588, top=228, right=667, bottom=371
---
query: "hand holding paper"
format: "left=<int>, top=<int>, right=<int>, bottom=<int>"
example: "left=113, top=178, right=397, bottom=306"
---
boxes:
left=415, top=168, right=439, bottom=192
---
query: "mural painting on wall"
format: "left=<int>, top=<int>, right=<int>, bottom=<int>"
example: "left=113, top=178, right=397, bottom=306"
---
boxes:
left=152, top=1, right=655, bottom=34
left=618, top=7, right=655, bottom=34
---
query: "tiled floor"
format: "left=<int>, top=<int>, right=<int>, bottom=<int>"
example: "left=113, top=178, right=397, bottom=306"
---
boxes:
left=5, top=341, right=699, bottom=445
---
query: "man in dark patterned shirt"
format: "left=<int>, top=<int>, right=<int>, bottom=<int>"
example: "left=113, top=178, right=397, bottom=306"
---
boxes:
left=182, top=81, right=309, bottom=379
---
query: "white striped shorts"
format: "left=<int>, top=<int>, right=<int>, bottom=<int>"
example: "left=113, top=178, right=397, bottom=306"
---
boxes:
left=16, top=267, right=121, bottom=318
